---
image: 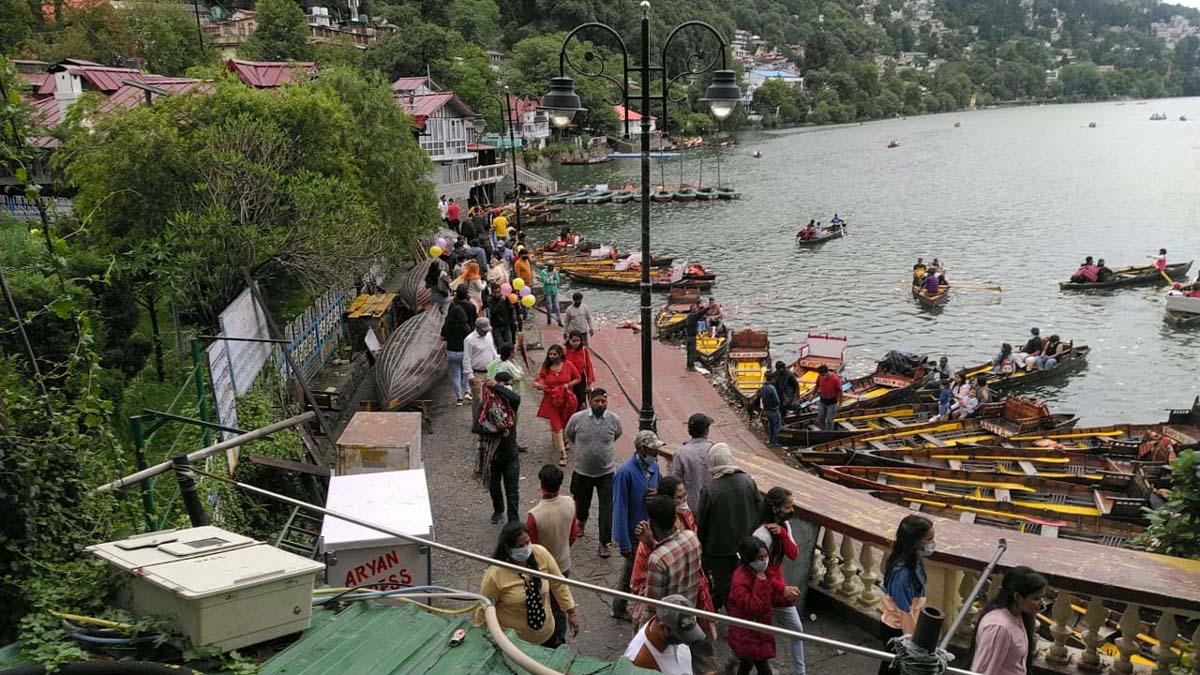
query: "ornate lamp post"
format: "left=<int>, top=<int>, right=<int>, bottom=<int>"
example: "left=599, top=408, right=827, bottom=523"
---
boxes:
left=472, top=86, right=527, bottom=233
left=540, top=0, right=741, bottom=430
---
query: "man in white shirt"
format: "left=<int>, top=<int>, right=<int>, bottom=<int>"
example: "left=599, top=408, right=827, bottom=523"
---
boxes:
left=438, top=195, right=449, bottom=222
left=464, top=317, right=499, bottom=403
left=624, top=595, right=708, bottom=674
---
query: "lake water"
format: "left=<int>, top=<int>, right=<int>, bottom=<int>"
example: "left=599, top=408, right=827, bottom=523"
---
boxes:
left=540, top=99, right=1200, bottom=424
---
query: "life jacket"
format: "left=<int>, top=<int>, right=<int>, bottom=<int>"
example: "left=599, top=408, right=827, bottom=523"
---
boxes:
left=687, top=264, right=706, bottom=277
left=1074, top=265, right=1098, bottom=282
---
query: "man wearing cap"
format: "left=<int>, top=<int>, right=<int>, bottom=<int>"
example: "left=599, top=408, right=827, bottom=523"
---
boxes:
left=464, top=317, right=500, bottom=404
left=611, top=430, right=663, bottom=621
left=623, top=594, right=711, bottom=674
left=671, top=413, right=714, bottom=510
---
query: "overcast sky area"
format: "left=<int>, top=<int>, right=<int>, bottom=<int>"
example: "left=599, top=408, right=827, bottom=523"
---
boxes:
left=1170, top=0, right=1200, bottom=9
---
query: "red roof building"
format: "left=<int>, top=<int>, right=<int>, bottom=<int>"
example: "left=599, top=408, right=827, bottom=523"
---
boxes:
left=225, top=59, right=317, bottom=88
left=612, top=104, right=657, bottom=135
left=390, top=76, right=437, bottom=95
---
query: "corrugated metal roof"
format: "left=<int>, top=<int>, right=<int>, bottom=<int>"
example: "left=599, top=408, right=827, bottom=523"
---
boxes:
left=47, top=64, right=146, bottom=93
left=398, top=92, right=475, bottom=120
left=32, top=97, right=62, bottom=127
left=391, top=76, right=436, bottom=92
left=226, top=59, right=317, bottom=88
left=262, top=602, right=652, bottom=674
left=18, top=71, right=52, bottom=93
left=96, top=77, right=206, bottom=114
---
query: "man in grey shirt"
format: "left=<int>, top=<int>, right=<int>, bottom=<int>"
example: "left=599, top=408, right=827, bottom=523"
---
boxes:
left=670, top=412, right=714, bottom=510
left=565, top=387, right=622, bottom=558
left=562, top=291, right=593, bottom=345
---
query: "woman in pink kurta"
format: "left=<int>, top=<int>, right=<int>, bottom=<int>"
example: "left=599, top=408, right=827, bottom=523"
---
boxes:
left=534, top=344, right=580, bottom=465
left=969, top=566, right=1048, bottom=675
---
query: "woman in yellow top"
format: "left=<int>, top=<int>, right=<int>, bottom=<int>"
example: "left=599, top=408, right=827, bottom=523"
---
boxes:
left=479, top=521, right=579, bottom=647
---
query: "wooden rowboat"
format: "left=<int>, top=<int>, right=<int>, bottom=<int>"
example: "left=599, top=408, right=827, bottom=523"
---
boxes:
left=651, top=191, right=675, bottom=203
left=398, top=259, right=434, bottom=312
left=795, top=223, right=846, bottom=247
left=1164, top=294, right=1200, bottom=327
left=786, top=333, right=847, bottom=401
left=695, top=323, right=730, bottom=366
left=871, top=492, right=1142, bottom=548
left=375, top=307, right=447, bottom=410
left=861, top=445, right=1133, bottom=490
left=787, top=353, right=933, bottom=420
left=817, top=464, right=1147, bottom=522
left=655, top=287, right=701, bottom=339
left=561, top=266, right=716, bottom=290
left=911, top=283, right=950, bottom=310
left=1059, top=260, right=1192, bottom=290
left=674, top=189, right=697, bottom=202
left=714, top=188, right=741, bottom=200
left=956, top=344, right=1089, bottom=392
left=726, top=328, right=771, bottom=407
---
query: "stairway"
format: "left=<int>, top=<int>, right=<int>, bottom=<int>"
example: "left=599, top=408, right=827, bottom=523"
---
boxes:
left=275, top=505, right=324, bottom=558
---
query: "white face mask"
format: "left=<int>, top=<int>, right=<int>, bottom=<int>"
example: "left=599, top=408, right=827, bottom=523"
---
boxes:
left=919, top=541, right=936, bottom=557
left=510, top=545, right=533, bottom=563
left=676, top=500, right=690, bottom=513
left=750, top=560, right=768, bottom=573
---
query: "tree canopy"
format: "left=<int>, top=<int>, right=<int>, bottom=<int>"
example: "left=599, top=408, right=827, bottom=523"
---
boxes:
left=240, top=0, right=314, bottom=62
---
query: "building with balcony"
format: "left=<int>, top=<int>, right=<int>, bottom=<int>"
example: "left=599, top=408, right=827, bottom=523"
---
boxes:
left=505, top=95, right=551, bottom=149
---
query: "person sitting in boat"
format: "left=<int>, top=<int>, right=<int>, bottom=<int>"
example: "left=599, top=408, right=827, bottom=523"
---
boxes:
left=1035, top=335, right=1068, bottom=370
left=1015, top=327, right=1043, bottom=370
left=752, top=150, right=762, bottom=158
left=912, top=258, right=927, bottom=285
left=1153, top=248, right=1168, bottom=273
left=973, top=376, right=992, bottom=404
left=704, top=298, right=724, bottom=337
left=920, top=269, right=940, bottom=296
left=831, top=213, right=843, bottom=226
left=1167, top=283, right=1185, bottom=297
left=951, top=387, right=979, bottom=420
left=991, top=343, right=1018, bottom=374
left=1070, top=256, right=1098, bottom=283
left=1138, top=431, right=1178, bottom=465
left=1095, top=258, right=1113, bottom=282
left=798, top=221, right=816, bottom=241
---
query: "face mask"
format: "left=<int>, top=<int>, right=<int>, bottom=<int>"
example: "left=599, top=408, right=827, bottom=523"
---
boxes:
left=638, top=455, right=655, bottom=469
left=676, top=500, right=690, bottom=513
left=919, top=541, right=936, bottom=557
left=750, top=560, right=768, bottom=573
left=510, top=545, right=532, bottom=563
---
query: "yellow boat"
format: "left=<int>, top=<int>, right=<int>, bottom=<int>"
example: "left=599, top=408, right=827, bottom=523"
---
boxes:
left=726, top=328, right=771, bottom=406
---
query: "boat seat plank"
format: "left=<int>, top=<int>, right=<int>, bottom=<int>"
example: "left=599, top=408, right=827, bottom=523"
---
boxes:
left=918, top=433, right=949, bottom=448
left=883, top=416, right=907, bottom=428
left=1041, top=524, right=1060, bottom=539
left=994, top=488, right=1012, bottom=503
left=947, top=459, right=963, bottom=470
left=959, top=512, right=976, bottom=524
left=922, top=481, right=936, bottom=492
left=868, top=441, right=891, bottom=452
left=1017, top=460, right=1038, bottom=476
left=838, top=421, right=859, bottom=431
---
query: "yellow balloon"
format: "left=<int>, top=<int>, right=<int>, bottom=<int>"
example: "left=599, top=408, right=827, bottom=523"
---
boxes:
left=429, top=245, right=442, bottom=257
left=522, top=294, right=536, bottom=308
left=512, top=277, right=525, bottom=291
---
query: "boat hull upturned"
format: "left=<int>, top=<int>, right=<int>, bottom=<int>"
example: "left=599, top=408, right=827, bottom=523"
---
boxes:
left=375, top=307, right=448, bottom=410
left=1059, top=261, right=1192, bottom=290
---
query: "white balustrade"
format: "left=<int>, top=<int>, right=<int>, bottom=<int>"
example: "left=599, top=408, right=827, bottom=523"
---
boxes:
left=1079, top=596, right=1109, bottom=672
left=839, top=534, right=863, bottom=597
left=1150, top=612, right=1178, bottom=675
left=820, top=529, right=843, bottom=589
left=1047, top=590, right=1074, bottom=665
left=1112, top=604, right=1143, bottom=675
left=857, top=544, right=882, bottom=608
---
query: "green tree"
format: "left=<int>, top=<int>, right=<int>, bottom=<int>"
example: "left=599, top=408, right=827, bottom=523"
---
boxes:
left=752, top=78, right=801, bottom=123
left=241, top=0, right=313, bottom=62
left=33, top=4, right=134, bottom=66
left=1059, top=61, right=1107, bottom=99
left=1135, top=450, right=1200, bottom=560
left=122, top=0, right=212, bottom=76
left=499, top=32, right=617, bottom=134
left=449, top=0, right=501, bottom=47
left=0, top=0, right=35, bottom=53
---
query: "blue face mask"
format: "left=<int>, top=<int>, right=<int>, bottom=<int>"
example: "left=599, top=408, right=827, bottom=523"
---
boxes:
left=639, top=455, right=655, bottom=470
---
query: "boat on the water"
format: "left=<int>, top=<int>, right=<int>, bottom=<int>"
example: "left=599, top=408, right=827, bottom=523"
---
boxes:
left=795, top=223, right=846, bottom=247
left=787, top=351, right=933, bottom=419
left=561, top=264, right=716, bottom=290
left=714, top=187, right=741, bottom=200
left=817, top=464, right=1147, bottom=522
left=695, top=323, right=730, bottom=366
left=887, top=140, right=900, bottom=148
left=673, top=189, right=697, bottom=202
left=862, top=444, right=1133, bottom=489
left=1059, top=261, right=1192, bottom=290
left=726, top=328, right=771, bottom=407
left=871, top=492, right=1142, bottom=548
left=651, top=190, right=675, bottom=203
left=1165, top=294, right=1200, bottom=327
left=375, top=307, right=447, bottom=410
left=786, top=333, right=847, bottom=400
left=609, top=151, right=683, bottom=159
left=655, top=287, right=701, bottom=339
left=955, top=344, right=1089, bottom=392
left=911, top=282, right=950, bottom=310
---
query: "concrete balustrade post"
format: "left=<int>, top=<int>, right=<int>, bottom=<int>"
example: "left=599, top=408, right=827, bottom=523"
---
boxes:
left=1047, top=590, right=1074, bottom=665
left=1079, top=597, right=1109, bottom=672
left=856, top=544, right=883, bottom=608
left=820, top=529, right=843, bottom=589
left=955, top=570, right=981, bottom=642
left=811, top=540, right=826, bottom=583
left=1150, top=612, right=1178, bottom=675
left=839, top=534, right=863, bottom=597
left=1111, top=604, right=1143, bottom=675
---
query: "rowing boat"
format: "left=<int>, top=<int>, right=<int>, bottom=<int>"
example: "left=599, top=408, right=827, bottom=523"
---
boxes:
left=956, top=344, right=1089, bottom=391
left=651, top=191, right=675, bottom=203
left=911, top=283, right=950, bottom=310
left=870, top=492, right=1142, bottom=548
left=655, top=287, right=701, bottom=339
left=818, top=464, right=1147, bottom=521
left=674, top=189, right=697, bottom=202
left=611, top=191, right=636, bottom=204
left=1059, top=260, right=1193, bottom=290
left=726, top=328, right=771, bottom=407
left=1165, top=294, right=1200, bottom=327
left=375, top=307, right=447, bottom=410
left=795, top=223, right=846, bottom=247
left=782, top=397, right=1077, bottom=449
left=695, top=323, right=730, bottom=366
left=786, top=333, right=847, bottom=401
left=586, top=191, right=613, bottom=204
left=694, top=188, right=719, bottom=200
left=787, top=351, right=933, bottom=421
left=861, top=446, right=1133, bottom=489
left=715, top=188, right=741, bottom=200
left=560, top=266, right=716, bottom=290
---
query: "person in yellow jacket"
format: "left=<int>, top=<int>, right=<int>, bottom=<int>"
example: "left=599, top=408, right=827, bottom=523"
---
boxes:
left=478, top=521, right=579, bottom=647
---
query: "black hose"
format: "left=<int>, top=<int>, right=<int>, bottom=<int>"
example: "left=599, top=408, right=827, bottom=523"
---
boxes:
left=587, top=345, right=640, bottom=411
left=0, top=662, right=201, bottom=675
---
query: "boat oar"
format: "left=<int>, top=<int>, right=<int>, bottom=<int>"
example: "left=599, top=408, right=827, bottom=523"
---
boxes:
left=950, top=283, right=1003, bottom=292
left=1159, top=270, right=1174, bottom=286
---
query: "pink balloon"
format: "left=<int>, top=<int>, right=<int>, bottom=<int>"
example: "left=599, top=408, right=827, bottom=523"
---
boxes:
left=500, top=283, right=512, bottom=296
left=519, top=286, right=532, bottom=297
left=435, top=237, right=447, bottom=248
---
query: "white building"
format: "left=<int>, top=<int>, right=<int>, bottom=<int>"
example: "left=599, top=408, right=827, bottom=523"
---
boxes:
left=613, top=104, right=657, bottom=136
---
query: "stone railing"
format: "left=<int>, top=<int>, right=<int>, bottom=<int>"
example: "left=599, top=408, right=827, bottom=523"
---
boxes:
left=805, top=527, right=1200, bottom=675
left=468, top=162, right=508, bottom=187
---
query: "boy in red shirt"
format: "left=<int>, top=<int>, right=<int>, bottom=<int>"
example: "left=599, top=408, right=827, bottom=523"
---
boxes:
left=815, top=364, right=843, bottom=431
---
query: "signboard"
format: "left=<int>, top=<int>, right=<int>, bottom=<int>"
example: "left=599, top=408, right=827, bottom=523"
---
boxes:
left=206, top=337, right=240, bottom=470
left=218, top=288, right=271, bottom=395
left=364, top=328, right=382, bottom=355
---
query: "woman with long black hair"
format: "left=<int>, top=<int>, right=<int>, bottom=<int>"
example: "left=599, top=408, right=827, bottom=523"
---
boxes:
left=751, top=487, right=806, bottom=675
left=878, top=514, right=935, bottom=675
left=969, top=566, right=1048, bottom=675
left=478, top=521, right=579, bottom=648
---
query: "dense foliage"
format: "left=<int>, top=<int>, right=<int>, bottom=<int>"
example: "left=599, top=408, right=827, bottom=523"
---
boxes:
left=1136, top=450, right=1200, bottom=560
left=240, top=0, right=314, bottom=62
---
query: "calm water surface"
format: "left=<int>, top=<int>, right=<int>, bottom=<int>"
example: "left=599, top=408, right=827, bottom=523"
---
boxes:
left=540, top=99, right=1200, bottom=424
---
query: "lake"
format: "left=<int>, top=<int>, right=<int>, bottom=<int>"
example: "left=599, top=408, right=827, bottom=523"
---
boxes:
left=540, top=98, right=1200, bottom=424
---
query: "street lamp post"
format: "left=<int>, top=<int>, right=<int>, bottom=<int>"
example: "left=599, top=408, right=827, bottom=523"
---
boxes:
left=473, top=87, right=525, bottom=233
left=540, top=0, right=741, bottom=431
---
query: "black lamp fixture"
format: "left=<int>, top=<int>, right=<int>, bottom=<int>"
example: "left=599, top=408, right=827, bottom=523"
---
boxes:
left=472, top=114, right=486, bottom=134
left=540, top=76, right=585, bottom=129
left=701, top=70, right=742, bottom=121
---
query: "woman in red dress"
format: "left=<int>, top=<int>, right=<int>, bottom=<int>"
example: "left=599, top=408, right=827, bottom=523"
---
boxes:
left=562, top=331, right=595, bottom=412
left=534, top=343, right=580, bottom=466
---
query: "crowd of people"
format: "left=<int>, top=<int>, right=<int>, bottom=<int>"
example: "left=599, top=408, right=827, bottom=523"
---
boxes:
left=1069, top=248, right=1170, bottom=284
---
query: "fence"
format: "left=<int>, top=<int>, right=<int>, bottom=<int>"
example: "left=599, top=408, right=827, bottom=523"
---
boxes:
left=272, top=288, right=352, bottom=384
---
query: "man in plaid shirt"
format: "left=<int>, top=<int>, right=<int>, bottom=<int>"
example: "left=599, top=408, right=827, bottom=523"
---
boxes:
left=635, top=494, right=708, bottom=629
